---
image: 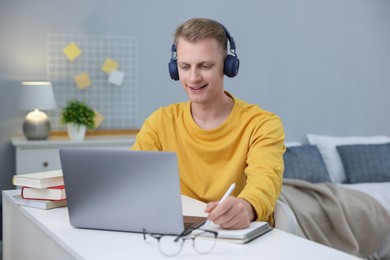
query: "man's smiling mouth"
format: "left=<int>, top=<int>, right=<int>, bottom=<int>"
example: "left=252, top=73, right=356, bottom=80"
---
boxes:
left=189, top=84, right=207, bottom=90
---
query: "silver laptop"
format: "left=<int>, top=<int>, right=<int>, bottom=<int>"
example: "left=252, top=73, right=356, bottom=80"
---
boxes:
left=59, top=148, right=206, bottom=235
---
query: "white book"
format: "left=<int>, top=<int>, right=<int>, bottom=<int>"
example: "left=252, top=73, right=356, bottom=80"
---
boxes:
left=12, top=170, right=64, bottom=189
left=13, top=195, right=67, bottom=210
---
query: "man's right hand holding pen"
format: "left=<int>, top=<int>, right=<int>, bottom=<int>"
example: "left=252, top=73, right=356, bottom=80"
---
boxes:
left=204, top=183, right=256, bottom=230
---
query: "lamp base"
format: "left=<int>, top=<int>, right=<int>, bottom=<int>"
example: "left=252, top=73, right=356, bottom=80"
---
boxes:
left=23, top=119, right=51, bottom=140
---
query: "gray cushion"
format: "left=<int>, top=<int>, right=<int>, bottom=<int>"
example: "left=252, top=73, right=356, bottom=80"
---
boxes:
left=283, top=145, right=331, bottom=183
left=336, top=143, right=390, bottom=183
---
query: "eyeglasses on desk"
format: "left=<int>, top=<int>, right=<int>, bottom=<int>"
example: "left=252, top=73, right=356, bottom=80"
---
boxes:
left=142, top=228, right=218, bottom=257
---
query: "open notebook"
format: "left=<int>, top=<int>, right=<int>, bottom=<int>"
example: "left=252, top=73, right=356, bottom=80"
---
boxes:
left=193, top=221, right=272, bottom=244
left=183, top=194, right=273, bottom=244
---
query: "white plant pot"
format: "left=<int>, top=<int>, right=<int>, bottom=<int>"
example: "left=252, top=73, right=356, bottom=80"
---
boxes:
left=67, top=123, right=86, bottom=141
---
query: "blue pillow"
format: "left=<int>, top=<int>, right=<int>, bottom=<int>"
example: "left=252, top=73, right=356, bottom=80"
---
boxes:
left=283, top=145, right=331, bottom=183
left=336, top=143, right=390, bottom=183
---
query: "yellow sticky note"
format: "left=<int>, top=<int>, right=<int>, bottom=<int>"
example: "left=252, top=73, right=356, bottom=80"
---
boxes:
left=74, top=72, right=91, bottom=89
left=101, top=58, right=119, bottom=74
left=63, top=42, right=81, bottom=61
left=93, top=110, right=105, bottom=129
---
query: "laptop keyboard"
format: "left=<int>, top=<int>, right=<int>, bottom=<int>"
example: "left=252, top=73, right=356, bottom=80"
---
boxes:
left=183, top=216, right=207, bottom=232
left=184, top=222, right=196, bottom=229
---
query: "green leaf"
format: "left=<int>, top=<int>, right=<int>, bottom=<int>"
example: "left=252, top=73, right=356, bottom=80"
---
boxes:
left=60, top=99, right=95, bottom=130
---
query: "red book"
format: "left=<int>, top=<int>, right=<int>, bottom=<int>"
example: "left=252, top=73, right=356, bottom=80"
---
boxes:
left=21, top=185, right=66, bottom=201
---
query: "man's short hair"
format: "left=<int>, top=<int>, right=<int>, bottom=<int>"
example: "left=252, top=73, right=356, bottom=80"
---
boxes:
left=174, top=18, right=227, bottom=53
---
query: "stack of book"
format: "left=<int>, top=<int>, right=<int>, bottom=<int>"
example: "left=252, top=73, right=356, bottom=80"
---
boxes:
left=12, top=170, right=67, bottom=209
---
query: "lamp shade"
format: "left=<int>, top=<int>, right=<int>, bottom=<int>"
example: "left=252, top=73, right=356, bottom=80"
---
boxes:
left=18, top=81, right=57, bottom=110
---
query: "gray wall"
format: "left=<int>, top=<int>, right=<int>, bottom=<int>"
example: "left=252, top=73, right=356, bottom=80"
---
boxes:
left=1, top=0, right=390, bottom=196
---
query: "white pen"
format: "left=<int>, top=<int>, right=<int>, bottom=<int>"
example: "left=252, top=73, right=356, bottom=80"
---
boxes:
left=204, top=183, right=236, bottom=227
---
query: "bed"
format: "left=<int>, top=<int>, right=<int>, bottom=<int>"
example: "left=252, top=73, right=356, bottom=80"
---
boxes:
left=280, top=134, right=390, bottom=260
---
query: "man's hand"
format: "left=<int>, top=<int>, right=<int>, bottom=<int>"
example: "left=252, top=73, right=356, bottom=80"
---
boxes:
left=204, top=197, right=255, bottom=229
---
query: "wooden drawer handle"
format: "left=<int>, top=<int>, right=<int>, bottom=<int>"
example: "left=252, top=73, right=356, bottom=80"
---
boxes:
left=43, top=161, right=49, bottom=168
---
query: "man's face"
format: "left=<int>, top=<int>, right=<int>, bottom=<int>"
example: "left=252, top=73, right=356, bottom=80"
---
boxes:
left=176, top=37, right=225, bottom=105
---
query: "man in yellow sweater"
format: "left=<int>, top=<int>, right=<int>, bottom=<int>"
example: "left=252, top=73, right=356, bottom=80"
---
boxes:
left=131, top=18, right=285, bottom=229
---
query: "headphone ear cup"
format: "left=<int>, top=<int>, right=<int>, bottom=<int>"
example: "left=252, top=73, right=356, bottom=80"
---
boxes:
left=224, top=54, right=240, bottom=78
left=168, top=59, right=179, bottom=81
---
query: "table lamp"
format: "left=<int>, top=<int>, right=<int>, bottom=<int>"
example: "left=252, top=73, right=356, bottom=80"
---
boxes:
left=18, top=81, right=57, bottom=140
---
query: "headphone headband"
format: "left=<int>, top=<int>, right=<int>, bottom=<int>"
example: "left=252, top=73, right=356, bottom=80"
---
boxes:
left=220, top=24, right=237, bottom=52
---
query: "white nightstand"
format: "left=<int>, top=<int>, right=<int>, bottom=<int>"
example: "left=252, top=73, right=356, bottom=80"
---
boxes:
left=11, top=135, right=136, bottom=174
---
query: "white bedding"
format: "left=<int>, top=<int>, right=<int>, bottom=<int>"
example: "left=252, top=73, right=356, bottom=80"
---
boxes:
left=337, top=182, right=390, bottom=214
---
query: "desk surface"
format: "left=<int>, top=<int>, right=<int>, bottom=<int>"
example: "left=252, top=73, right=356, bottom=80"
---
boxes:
left=2, top=190, right=362, bottom=260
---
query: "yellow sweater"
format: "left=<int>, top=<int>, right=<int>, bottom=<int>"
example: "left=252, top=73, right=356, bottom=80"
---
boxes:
left=131, top=94, right=285, bottom=222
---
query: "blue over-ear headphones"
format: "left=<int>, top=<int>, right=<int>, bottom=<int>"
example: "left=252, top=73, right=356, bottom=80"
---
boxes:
left=168, top=24, right=240, bottom=81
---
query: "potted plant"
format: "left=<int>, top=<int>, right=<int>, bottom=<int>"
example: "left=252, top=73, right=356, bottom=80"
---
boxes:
left=61, top=99, right=95, bottom=141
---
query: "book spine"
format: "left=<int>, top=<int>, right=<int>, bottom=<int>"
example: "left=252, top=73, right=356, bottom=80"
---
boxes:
left=21, top=186, right=27, bottom=199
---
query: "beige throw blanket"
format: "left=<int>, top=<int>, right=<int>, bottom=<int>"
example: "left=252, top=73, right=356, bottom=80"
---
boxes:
left=279, top=179, right=390, bottom=259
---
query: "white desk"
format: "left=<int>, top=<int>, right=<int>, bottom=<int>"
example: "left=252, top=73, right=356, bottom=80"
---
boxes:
left=2, top=190, right=362, bottom=260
